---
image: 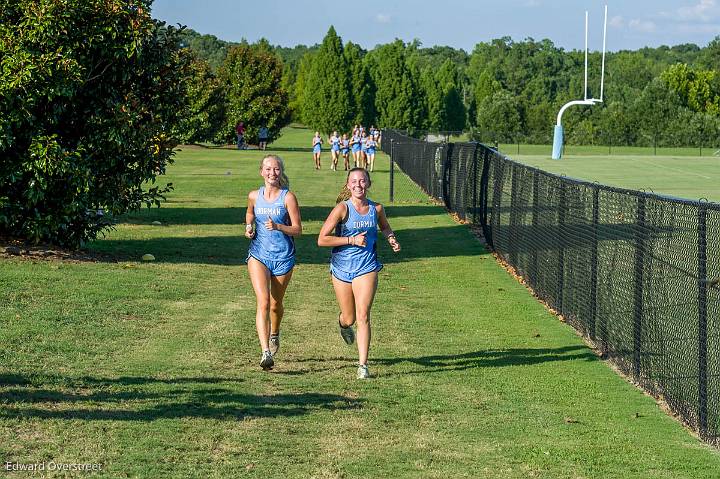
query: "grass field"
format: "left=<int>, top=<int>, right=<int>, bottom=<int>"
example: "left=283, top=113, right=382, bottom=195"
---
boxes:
left=2, top=128, right=720, bottom=477
left=508, top=153, right=720, bottom=203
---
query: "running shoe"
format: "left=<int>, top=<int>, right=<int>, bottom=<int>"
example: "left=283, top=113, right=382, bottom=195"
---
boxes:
left=357, top=364, right=369, bottom=379
left=269, top=334, right=280, bottom=355
left=339, top=315, right=355, bottom=345
left=260, top=350, right=274, bottom=370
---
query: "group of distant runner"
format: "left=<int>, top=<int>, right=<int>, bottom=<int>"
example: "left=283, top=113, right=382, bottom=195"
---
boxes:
left=312, top=125, right=381, bottom=172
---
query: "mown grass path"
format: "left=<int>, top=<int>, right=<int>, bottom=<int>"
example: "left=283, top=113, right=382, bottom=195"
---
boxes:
left=2, top=132, right=719, bottom=478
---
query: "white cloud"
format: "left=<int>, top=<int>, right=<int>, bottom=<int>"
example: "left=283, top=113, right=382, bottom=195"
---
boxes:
left=375, top=13, right=391, bottom=24
left=677, top=0, right=720, bottom=22
left=609, top=15, right=624, bottom=28
left=628, top=19, right=657, bottom=33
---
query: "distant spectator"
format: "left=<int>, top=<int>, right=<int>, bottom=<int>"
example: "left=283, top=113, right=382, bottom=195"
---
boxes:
left=235, top=121, right=246, bottom=149
left=258, top=125, right=269, bottom=151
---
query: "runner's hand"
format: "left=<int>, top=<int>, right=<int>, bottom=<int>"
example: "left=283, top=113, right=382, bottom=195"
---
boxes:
left=353, top=232, right=367, bottom=247
left=389, top=237, right=401, bottom=252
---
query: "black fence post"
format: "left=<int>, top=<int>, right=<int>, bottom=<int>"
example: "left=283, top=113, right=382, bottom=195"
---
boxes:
left=590, top=187, right=599, bottom=342
left=557, top=182, right=566, bottom=314
left=442, top=143, right=455, bottom=211
left=530, top=171, right=540, bottom=287
left=698, top=205, right=708, bottom=437
left=633, top=195, right=647, bottom=381
left=389, top=139, right=395, bottom=203
left=509, top=164, right=520, bottom=266
left=472, top=143, right=479, bottom=224
left=480, top=148, right=493, bottom=247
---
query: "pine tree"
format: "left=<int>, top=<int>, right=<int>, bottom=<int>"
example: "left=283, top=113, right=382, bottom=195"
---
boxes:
left=302, top=26, right=353, bottom=134
left=370, top=40, right=426, bottom=131
left=436, top=59, right=467, bottom=132
left=291, top=52, right=315, bottom=124
left=344, top=42, right=376, bottom=127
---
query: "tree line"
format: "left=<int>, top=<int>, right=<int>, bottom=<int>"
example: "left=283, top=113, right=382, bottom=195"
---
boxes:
left=182, top=26, right=720, bottom=148
left=3, top=6, right=719, bottom=248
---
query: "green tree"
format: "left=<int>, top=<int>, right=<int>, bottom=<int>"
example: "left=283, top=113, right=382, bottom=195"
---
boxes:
left=435, top=59, right=467, bottom=131
left=369, top=40, right=426, bottom=131
left=179, top=28, right=235, bottom=71
left=698, top=36, right=720, bottom=71
left=661, top=63, right=720, bottom=114
left=421, top=66, right=443, bottom=130
left=475, top=90, right=521, bottom=142
left=0, top=0, right=191, bottom=247
left=177, top=57, right=227, bottom=144
left=218, top=43, right=289, bottom=144
left=302, top=26, right=353, bottom=134
left=344, top=42, right=376, bottom=128
left=631, top=78, right=682, bottom=148
left=290, top=52, right=315, bottom=124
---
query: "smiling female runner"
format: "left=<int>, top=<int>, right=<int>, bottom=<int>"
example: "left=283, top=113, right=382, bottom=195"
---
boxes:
left=317, top=168, right=401, bottom=379
left=245, top=155, right=302, bottom=370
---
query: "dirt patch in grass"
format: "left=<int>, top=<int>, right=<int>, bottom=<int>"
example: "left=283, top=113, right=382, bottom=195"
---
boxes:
left=0, top=236, right=119, bottom=263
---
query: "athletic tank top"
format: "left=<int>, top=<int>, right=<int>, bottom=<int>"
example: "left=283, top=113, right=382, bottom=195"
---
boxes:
left=331, top=199, right=380, bottom=274
left=249, top=187, right=295, bottom=261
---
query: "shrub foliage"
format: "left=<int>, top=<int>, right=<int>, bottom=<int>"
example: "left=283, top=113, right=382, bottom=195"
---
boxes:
left=0, top=0, right=191, bottom=247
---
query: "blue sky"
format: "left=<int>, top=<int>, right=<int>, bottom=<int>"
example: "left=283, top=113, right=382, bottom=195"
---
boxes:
left=151, top=0, right=720, bottom=52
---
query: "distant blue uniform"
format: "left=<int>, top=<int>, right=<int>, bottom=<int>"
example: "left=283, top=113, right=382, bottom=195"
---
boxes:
left=330, top=136, right=340, bottom=152
left=248, top=187, right=295, bottom=276
left=341, top=139, right=350, bottom=155
left=330, top=200, right=382, bottom=282
left=360, top=138, right=368, bottom=154
left=365, top=139, right=376, bottom=156
left=351, top=135, right=361, bottom=153
left=313, top=137, right=322, bottom=153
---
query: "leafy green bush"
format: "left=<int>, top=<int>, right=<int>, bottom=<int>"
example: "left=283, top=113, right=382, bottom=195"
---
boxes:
left=218, top=43, right=289, bottom=145
left=177, top=57, right=227, bottom=144
left=0, top=0, right=191, bottom=247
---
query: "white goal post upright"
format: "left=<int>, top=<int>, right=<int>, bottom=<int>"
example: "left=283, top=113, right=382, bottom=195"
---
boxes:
left=551, top=5, right=608, bottom=160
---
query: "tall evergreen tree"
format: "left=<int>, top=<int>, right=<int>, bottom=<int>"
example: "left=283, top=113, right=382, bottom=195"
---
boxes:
left=302, top=26, right=353, bottom=134
left=421, top=66, right=442, bottom=130
left=369, top=40, right=426, bottom=131
left=344, top=42, right=376, bottom=127
left=290, top=51, right=314, bottom=124
left=436, top=59, right=467, bottom=131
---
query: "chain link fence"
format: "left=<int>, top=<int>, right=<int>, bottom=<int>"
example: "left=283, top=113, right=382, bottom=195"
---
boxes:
left=383, top=129, right=720, bottom=447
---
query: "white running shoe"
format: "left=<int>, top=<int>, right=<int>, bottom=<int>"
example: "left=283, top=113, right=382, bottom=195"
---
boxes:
left=357, top=364, right=369, bottom=379
left=260, top=350, right=274, bottom=370
left=269, top=334, right=280, bottom=355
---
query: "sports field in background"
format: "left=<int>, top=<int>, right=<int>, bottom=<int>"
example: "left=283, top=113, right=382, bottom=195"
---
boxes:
left=447, top=135, right=720, bottom=202
left=2, top=129, right=720, bottom=477
left=510, top=152, right=720, bottom=203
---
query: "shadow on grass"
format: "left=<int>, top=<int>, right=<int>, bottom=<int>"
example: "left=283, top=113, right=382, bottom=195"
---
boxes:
left=0, top=373, right=362, bottom=421
left=118, top=205, right=447, bottom=225
left=90, top=224, right=487, bottom=265
left=373, top=345, right=597, bottom=376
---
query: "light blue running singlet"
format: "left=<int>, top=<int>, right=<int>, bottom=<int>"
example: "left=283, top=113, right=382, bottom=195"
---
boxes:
left=248, top=187, right=295, bottom=262
left=330, top=199, right=382, bottom=282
